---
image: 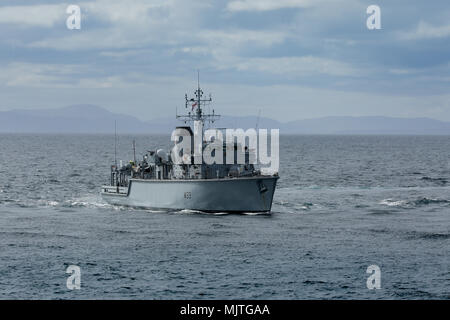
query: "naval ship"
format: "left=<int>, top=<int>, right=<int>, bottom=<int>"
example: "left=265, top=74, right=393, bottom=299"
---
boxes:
left=101, top=81, right=279, bottom=213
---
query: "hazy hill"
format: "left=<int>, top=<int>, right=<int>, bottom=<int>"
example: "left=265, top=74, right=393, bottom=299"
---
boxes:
left=1, top=104, right=450, bottom=135
left=0, top=105, right=150, bottom=134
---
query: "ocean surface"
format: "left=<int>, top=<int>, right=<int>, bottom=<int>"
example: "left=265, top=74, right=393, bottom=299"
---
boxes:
left=0, top=134, right=448, bottom=299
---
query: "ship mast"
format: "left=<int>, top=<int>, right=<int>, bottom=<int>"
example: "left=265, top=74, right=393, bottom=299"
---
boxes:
left=176, top=71, right=220, bottom=125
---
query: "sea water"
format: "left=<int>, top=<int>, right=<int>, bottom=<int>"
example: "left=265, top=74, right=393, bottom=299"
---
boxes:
left=0, top=134, right=448, bottom=299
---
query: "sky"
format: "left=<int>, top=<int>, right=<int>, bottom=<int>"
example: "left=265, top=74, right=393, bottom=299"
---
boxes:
left=0, top=0, right=449, bottom=122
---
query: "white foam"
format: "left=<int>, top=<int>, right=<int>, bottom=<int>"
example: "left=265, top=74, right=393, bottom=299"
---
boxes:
left=379, top=199, right=408, bottom=207
left=241, top=211, right=269, bottom=216
left=36, top=199, right=60, bottom=207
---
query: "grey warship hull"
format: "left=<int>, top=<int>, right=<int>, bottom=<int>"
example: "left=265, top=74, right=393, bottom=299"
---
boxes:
left=101, top=175, right=278, bottom=213
left=101, top=79, right=280, bottom=213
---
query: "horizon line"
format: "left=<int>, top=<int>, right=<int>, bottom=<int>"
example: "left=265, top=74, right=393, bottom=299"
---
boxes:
left=1, top=104, right=449, bottom=124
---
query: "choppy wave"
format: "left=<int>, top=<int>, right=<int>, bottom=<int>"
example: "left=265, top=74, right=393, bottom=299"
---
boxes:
left=379, top=199, right=409, bottom=207
left=274, top=199, right=315, bottom=211
left=405, top=231, right=450, bottom=240
left=368, top=209, right=400, bottom=215
left=421, top=176, right=447, bottom=185
left=63, top=197, right=114, bottom=209
left=368, top=228, right=450, bottom=241
left=1, top=134, right=450, bottom=299
left=278, top=185, right=450, bottom=192
left=1, top=196, right=119, bottom=211
left=413, top=198, right=450, bottom=206
left=380, top=197, right=450, bottom=208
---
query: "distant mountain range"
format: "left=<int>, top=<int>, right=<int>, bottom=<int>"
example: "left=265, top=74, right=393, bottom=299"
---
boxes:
left=1, top=104, right=450, bottom=135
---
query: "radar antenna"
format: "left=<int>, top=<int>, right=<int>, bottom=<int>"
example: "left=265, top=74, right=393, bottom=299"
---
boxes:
left=176, top=71, right=220, bottom=126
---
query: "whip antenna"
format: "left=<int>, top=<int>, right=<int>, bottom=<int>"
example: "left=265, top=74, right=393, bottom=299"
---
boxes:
left=114, top=120, right=117, bottom=167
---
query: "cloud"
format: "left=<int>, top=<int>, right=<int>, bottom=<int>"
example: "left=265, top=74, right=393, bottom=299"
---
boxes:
left=399, top=21, right=450, bottom=40
left=1, top=62, right=80, bottom=87
left=0, top=62, right=136, bottom=89
left=83, top=0, right=172, bottom=25
left=0, top=4, right=66, bottom=27
left=0, top=0, right=175, bottom=28
left=26, top=0, right=211, bottom=50
left=29, top=28, right=151, bottom=50
left=1, top=0, right=450, bottom=121
left=232, top=56, right=360, bottom=77
left=30, top=17, right=287, bottom=53
left=226, top=0, right=316, bottom=12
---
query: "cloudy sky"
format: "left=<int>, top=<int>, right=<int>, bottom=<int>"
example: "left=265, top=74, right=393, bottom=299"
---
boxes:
left=0, top=0, right=449, bottom=121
